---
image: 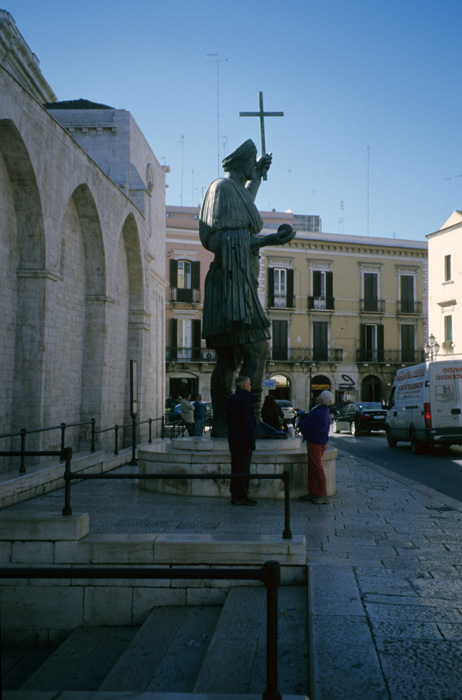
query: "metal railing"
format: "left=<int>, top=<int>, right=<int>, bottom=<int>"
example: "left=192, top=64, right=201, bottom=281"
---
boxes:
left=0, top=416, right=167, bottom=474
left=62, top=462, right=293, bottom=540
left=0, top=560, right=283, bottom=700
left=356, top=349, right=426, bottom=364
left=0, top=420, right=95, bottom=473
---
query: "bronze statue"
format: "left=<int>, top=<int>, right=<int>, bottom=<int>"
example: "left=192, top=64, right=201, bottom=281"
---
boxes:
left=199, top=139, right=295, bottom=437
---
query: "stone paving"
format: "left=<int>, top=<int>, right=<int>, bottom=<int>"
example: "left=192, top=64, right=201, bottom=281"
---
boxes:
left=7, top=447, right=462, bottom=700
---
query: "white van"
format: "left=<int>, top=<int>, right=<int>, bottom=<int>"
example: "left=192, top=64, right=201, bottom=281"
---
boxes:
left=386, top=360, right=462, bottom=453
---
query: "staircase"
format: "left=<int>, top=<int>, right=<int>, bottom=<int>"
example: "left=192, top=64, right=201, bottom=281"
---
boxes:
left=2, top=586, right=309, bottom=698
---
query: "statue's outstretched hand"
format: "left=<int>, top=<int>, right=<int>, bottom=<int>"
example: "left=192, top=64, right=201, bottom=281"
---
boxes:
left=274, top=224, right=296, bottom=244
left=251, top=224, right=296, bottom=251
left=256, top=153, right=272, bottom=178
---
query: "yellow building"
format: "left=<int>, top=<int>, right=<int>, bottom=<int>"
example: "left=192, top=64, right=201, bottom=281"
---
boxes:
left=427, top=211, right=462, bottom=359
left=166, top=206, right=428, bottom=409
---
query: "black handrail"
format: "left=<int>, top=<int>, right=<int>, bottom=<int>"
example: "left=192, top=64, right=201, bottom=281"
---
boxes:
left=62, top=462, right=293, bottom=540
left=0, top=561, right=282, bottom=700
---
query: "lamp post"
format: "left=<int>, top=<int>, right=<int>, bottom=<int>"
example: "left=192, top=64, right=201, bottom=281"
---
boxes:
left=424, top=334, right=440, bottom=361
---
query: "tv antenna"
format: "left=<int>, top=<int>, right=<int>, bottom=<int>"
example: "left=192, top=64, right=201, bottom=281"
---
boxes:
left=207, top=53, right=228, bottom=177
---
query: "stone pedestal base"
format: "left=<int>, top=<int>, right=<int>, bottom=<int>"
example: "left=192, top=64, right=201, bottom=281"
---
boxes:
left=138, top=436, right=336, bottom=499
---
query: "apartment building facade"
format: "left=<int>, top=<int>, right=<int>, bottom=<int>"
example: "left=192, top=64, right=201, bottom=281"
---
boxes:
left=427, top=211, right=462, bottom=359
left=166, top=205, right=428, bottom=409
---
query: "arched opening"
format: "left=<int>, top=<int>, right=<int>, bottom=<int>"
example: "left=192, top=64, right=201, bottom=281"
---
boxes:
left=0, top=120, right=45, bottom=455
left=268, top=374, right=291, bottom=401
left=361, top=375, right=382, bottom=402
left=120, top=214, right=146, bottom=444
left=311, top=375, right=331, bottom=407
left=48, top=184, right=106, bottom=451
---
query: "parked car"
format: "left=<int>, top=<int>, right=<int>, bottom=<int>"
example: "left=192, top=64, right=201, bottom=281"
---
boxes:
left=275, top=399, right=296, bottom=428
left=166, top=403, right=183, bottom=424
left=331, top=402, right=387, bottom=436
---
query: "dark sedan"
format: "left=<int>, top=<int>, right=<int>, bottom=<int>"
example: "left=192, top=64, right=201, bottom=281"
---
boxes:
left=331, top=402, right=387, bottom=436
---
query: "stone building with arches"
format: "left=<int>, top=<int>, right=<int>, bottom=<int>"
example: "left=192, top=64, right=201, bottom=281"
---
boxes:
left=0, top=12, right=166, bottom=469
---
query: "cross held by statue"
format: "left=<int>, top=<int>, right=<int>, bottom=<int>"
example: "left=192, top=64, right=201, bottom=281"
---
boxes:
left=239, top=91, right=284, bottom=180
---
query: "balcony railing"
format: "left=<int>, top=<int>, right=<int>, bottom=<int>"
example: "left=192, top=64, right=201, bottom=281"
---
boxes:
left=360, top=299, right=385, bottom=313
left=356, top=349, right=426, bottom=364
left=166, top=347, right=216, bottom=363
left=307, top=296, right=335, bottom=311
left=267, top=293, right=295, bottom=309
left=270, top=348, right=343, bottom=363
left=397, top=300, right=422, bottom=315
left=169, top=287, right=201, bottom=303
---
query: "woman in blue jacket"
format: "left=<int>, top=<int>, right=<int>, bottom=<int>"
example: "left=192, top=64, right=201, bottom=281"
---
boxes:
left=298, top=390, right=334, bottom=504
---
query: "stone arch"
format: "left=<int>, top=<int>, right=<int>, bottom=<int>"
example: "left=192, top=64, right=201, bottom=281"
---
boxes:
left=361, top=374, right=382, bottom=402
left=310, top=374, right=332, bottom=408
left=0, top=119, right=46, bottom=446
left=120, top=214, right=146, bottom=439
left=45, top=184, right=107, bottom=450
left=268, top=373, right=292, bottom=401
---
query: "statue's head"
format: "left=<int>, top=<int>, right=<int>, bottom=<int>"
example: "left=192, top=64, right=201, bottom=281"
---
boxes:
left=222, top=139, right=257, bottom=174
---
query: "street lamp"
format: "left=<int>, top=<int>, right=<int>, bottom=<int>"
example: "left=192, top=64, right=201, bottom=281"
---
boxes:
left=299, top=360, right=321, bottom=407
left=424, top=334, right=440, bottom=361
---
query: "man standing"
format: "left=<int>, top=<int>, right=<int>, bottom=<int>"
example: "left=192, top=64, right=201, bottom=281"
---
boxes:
left=193, top=394, right=206, bottom=437
left=225, top=376, right=257, bottom=506
left=180, top=394, right=195, bottom=436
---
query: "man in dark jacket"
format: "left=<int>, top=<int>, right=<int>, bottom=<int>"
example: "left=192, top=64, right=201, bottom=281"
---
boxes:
left=225, top=375, right=257, bottom=506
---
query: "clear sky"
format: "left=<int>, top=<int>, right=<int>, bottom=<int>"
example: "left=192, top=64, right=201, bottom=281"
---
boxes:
left=3, top=0, right=462, bottom=240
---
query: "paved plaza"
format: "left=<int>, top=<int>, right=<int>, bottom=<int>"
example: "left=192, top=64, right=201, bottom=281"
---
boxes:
left=5, top=446, right=462, bottom=700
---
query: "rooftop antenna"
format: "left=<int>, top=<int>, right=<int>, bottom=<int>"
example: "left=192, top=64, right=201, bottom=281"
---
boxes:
left=179, top=134, right=184, bottom=206
left=207, top=53, right=228, bottom=177
left=367, top=145, right=370, bottom=236
left=338, top=201, right=345, bottom=234
left=445, top=173, right=462, bottom=211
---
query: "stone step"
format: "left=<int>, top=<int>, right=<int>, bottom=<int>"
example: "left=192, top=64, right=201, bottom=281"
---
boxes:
left=100, top=605, right=220, bottom=693
left=3, top=587, right=309, bottom=698
left=194, top=586, right=309, bottom=697
left=17, top=626, right=138, bottom=693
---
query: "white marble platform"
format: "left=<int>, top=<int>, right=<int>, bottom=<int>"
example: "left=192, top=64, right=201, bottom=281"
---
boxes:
left=138, top=437, right=336, bottom=499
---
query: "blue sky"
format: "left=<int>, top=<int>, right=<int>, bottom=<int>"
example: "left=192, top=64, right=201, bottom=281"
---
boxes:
left=4, top=0, right=462, bottom=239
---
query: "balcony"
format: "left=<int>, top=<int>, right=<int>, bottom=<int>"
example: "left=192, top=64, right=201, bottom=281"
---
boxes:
left=267, top=293, right=295, bottom=309
left=166, top=347, right=216, bottom=363
left=169, top=288, right=201, bottom=304
left=356, top=349, right=426, bottom=364
left=269, top=347, right=344, bottom=363
left=397, top=300, right=422, bottom=315
left=307, top=296, right=334, bottom=311
left=359, top=298, right=385, bottom=313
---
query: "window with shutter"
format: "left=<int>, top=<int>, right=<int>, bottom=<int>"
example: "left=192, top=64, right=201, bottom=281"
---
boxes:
left=272, top=320, right=288, bottom=360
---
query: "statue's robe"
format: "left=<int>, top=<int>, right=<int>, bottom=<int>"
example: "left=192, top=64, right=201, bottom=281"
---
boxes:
left=199, top=178, right=271, bottom=348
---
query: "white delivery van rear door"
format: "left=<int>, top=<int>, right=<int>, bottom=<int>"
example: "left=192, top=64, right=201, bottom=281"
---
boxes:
left=428, top=361, right=462, bottom=433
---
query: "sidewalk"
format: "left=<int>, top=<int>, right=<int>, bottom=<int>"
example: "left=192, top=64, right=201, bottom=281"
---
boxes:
left=5, top=447, right=462, bottom=700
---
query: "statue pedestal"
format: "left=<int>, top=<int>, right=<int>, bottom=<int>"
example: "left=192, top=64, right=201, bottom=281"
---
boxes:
left=138, top=436, right=336, bottom=499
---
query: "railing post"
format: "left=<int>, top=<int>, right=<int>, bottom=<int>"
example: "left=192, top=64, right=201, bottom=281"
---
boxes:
left=114, top=425, right=119, bottom=455
left=62, top=447, right=73, bottom=516
left=19, top=428, right=26, bottom=473
left=90, top=419, right=96, bottom=452
left=60, top=423, right=66, bottom=453
left=262, top=560, right=281, bottom=700
left=161, top=416, right=165, bottom=439
left=148, top=418, right=153, bottom=443
left=282, top=470, right=292, bottom=539
left=129, top=415, right=138, bottom=466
